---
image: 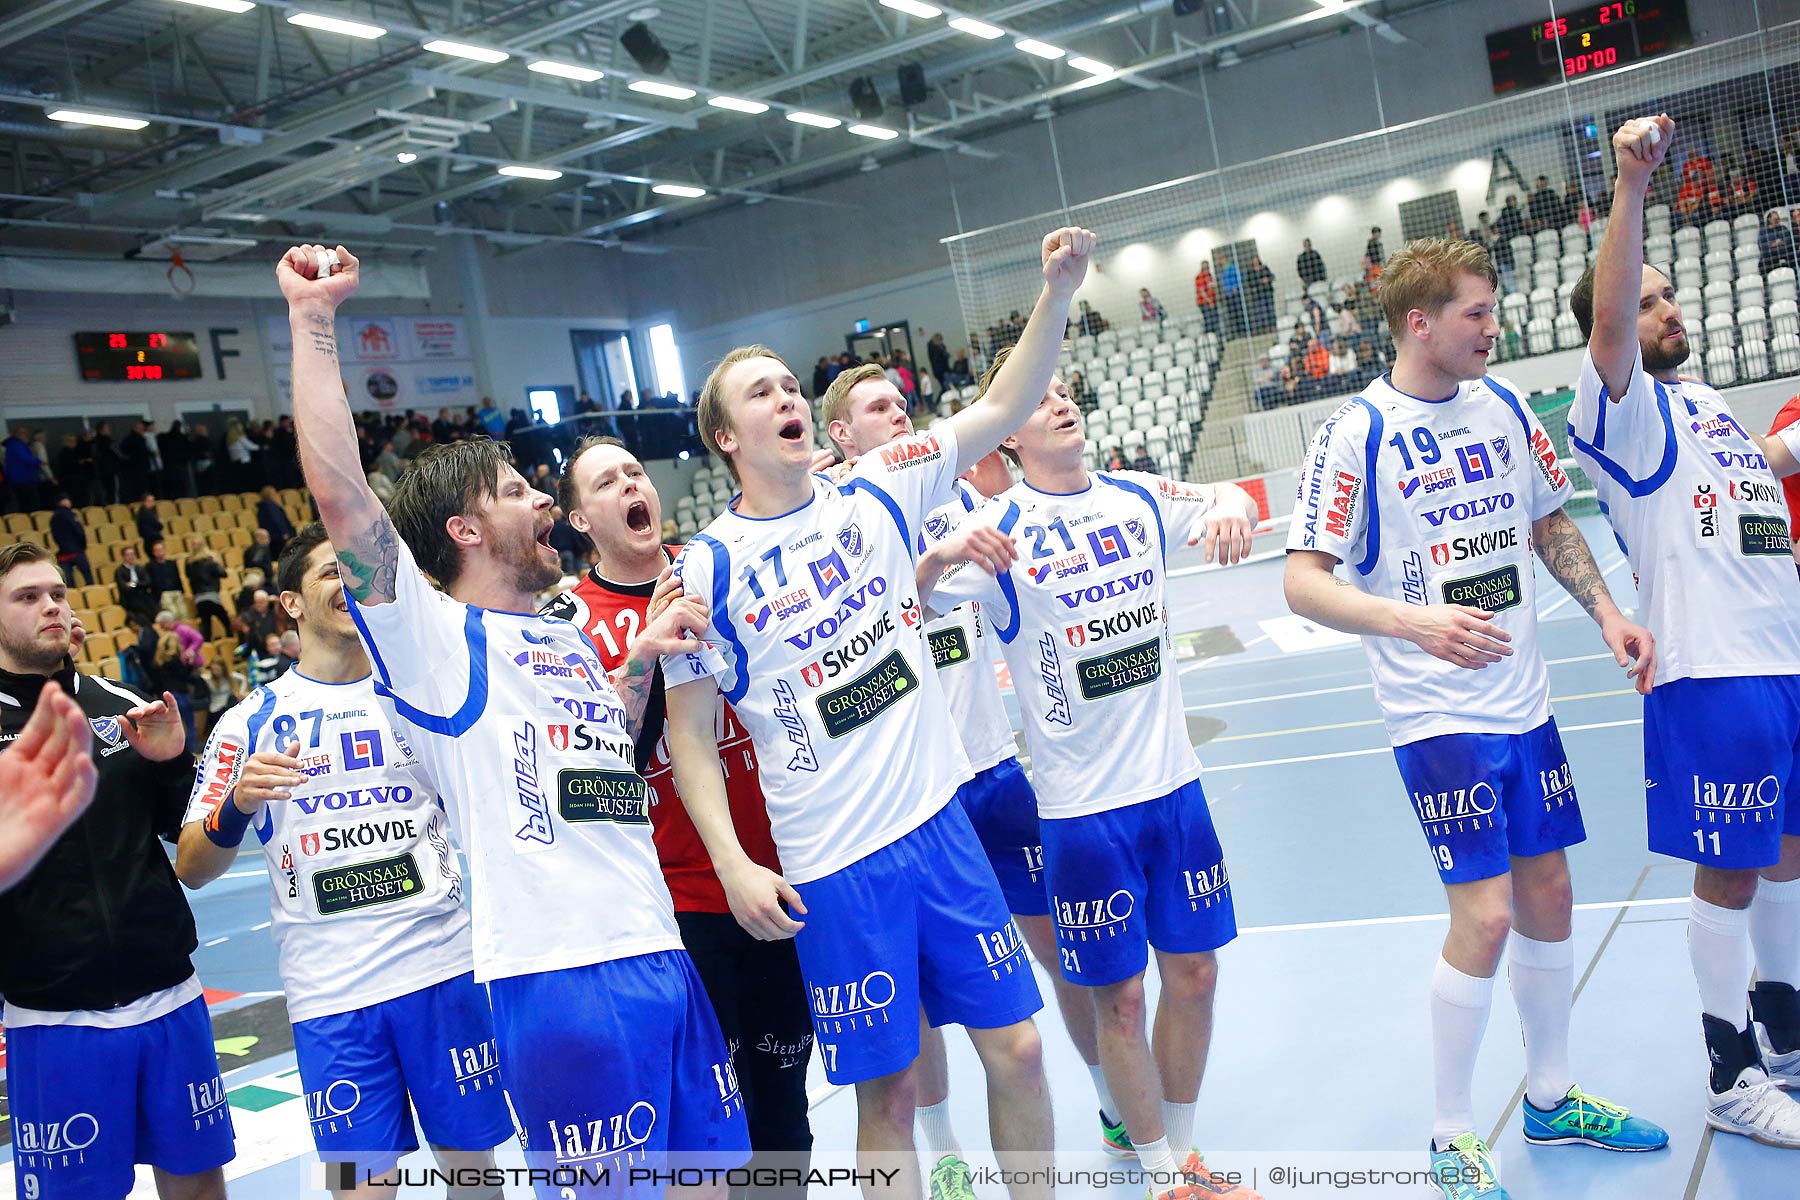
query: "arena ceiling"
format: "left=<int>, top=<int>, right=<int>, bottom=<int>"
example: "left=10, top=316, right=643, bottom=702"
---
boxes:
left=0, top=0, right=1435, bottom=261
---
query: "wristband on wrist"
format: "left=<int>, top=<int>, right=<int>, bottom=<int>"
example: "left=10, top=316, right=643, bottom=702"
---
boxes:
left=203, top=795, right=253, bottom=848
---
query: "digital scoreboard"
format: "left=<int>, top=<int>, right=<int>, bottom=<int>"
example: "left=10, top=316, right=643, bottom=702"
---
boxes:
left=1486, top=2, right=1692, bottom=95
left=75, top=331, right=203, bottom=382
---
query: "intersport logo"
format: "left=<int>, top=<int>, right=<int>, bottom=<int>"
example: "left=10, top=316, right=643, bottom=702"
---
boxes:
left=1421, top=492, right=1514, bottom=527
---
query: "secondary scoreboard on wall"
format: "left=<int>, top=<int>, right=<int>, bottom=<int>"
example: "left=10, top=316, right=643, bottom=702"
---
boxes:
left=74, top=331, right=203, bottom=381
left=1486, top=1, right=1692, bottom=95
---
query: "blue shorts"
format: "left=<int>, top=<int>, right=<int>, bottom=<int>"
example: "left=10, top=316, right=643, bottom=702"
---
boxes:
left=1645, top=675, right=1800, bottom=868
left=7, top=993, right=235, bottom=1200
left=1040, top=778, right=1237, bottom=988
left=1392, top=718, right=1587, bottom=884
left=791, top=801, right=1044, bottom=1085
left=291, top=972, right=515, bottom=1174
left=488, top=951, right=748, bottom=1198
left=956, top=757, right=1050, bottom=916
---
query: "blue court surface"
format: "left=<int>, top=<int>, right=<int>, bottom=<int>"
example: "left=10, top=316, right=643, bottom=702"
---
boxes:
left=2, top=513, right=1790, bottom=1199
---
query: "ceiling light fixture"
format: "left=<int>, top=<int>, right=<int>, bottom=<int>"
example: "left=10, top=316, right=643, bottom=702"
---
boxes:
left=422, top=40, right=509, bottom=63
left=497, top=164, right=564, bottom=180
left=786, top=110, right=842, bottom=128
left=168, top=0, right=256, bottom=13
left=707, top=95, right=770, bottom=113
left=628, top=79, right=697, bottom=99
left=652, top=183, right=706, bottom=198
left=47, top=109, right=150, bottom=130
left=879, top=0, right=942, bottom=18
left=286, top=12, right=387, bottom=39
left=947, top=17, right=1003, bottom=39
left=1015, top=38, right=1066, bottom=59
left=528, top=60, right=604, bottom=82
left=848, top=123, right=900, bottom=140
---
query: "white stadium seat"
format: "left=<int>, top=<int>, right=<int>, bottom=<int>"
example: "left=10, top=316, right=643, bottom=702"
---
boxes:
left=1705, top=347, right=1739, bottom=386
left=1554, top=312, right=1583, bottom=350
left=1772, top=298, right=1800, bottom=338
left=1741, top=305, right=1769, bottom=344
left=1773, top=333, right=1800, bottom=374
left=1704, top=311, right=1737, bottom=348
left=1742, top=338, right=1770, bottom=380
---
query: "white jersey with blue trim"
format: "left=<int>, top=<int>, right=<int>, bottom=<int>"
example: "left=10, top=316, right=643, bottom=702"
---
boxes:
left=663, top=428, right=974, bottom=884
left=1569, top=348, right=1800, bottom=682
left=920, top=480, right=1018, bottom=773
left=184, top=672, right=471, bottom=1022
left=927, top=471, right=1215, bottom=820
left=1286, top=374, right=1571, bottom=745
left=347, top=538, right=680, bottom=984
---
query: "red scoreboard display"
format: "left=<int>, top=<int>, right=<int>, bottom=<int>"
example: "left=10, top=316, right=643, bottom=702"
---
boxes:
left=1486, top=2, right=1691, bottom=95
left=74, top=331, right=203, bottom=382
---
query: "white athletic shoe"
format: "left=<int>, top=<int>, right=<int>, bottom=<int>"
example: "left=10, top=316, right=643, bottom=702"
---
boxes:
left=1706, top=1067, right=1800, bottom=1148
left=1753, top=1025, right=1800, bottom=1090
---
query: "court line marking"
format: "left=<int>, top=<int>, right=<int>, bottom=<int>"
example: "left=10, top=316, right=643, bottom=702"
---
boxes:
left=1238, top=895, right=1686, bottom=938
left=1207, top=689, right=1634, bottom=745
left=1203, top=716, right=1642, bottom=771
left=1182, top=653, right=1617, bottom=712
left=1536, top=554, right=1627, bottom=620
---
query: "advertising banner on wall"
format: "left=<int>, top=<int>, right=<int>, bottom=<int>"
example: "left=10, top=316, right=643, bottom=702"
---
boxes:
left=264, top=315, right=478, bottom=413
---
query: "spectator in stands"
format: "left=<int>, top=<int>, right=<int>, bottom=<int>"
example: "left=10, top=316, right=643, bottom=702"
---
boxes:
left=374, top=439, right=404, bottom=481
left=432, top=408, right=457, bottom=445
left=1726, top=169, right=1758, bottom=219
left=49, top=495, right=90, bottom=586
left=1130, top=446, right=1157, bottom=473
left=1138, top=288, right=1167, bottom=325
left=184, top=546, right=230, bottom=642
left=1495, top=195, right=1526, bottom=247
left=1247, top=254, right=1277, bottom=335
left=1563, top=181, right=1590, bottom=229
left=892, top=351, right=918, bottom=402
left=233, top=568, right=264, bottom=617
left=91, top=422, right=120, bottom=505
left=1528, top=175, right=1564, bottom=230
left=198, top=657, right=246, bottom=743
left=226, top=421, right=257, bottom=492
left=270, top=416, right=300, bottom=488
left=30, top=431, right=56, bottom=494
left=1487, top=208, right=1517, bottom=289
left=118, top=420, right=153, bottom=499
left=134, top=494, right=162, bottom=552
left=812, top=358, right=832, bottom=398
left=156, top=421, right=190, bottom=498
left=113, top=545, right=157, bottom=624
left=1760, top=209, right=1797, bottom=277
left=248, top=632, right=287, bottom=686
left=1219, top=255, right=1243, bottom=335
left=243, top=527, right=275, bottom=575
left=1077, top=300, right=1108, bottom=337
left=367, top=469, right=396, bottom=504
left=1254, top=356, right=1278, bottom=407
left=1302, top=294, right=1331, bottom=348
left=1068, top=371, right=1096, bottom=414
left=1296, top=238, right=1327, bottom=287
left=187, top=423, right=217, bottom=496
left=950, top=347, right=974, bottom=386
left=547, top=506, right=584, bottom=576
left=1279, top=363, right=1301, bottom=403
left=1331, top=299, right=1363, bottom=354
left=1675, top=156, right=1721, bottom=228
left=1194, top=260, right=1220, bottom=335
left=1104, top=446, right=1128, bottom=471
left=239, top=590, right=280, bottom=655
left=1329, top=339, right=1356, bottom=378
left=1304, top=333, right=1330, bottom=383
left=475, top=396, right=505, bottom=438
left=928, top=333, right=951, bottom=393
left=530, top=463, right=556, bottom=499
left=1365, top=227, right=1385, bottom=267
left=255, top=486, right=295, bottom=558
left=3, top=427, right=41, bottom=513
left=145, top=541, right=184, bottom=617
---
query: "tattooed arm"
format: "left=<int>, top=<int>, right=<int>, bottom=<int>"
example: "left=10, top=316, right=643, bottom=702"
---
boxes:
left=610, top=571, right=710, bottom=739
left=274, top=245, right=400, bottom=604
left=1533, top=507, right=1658, bottom=692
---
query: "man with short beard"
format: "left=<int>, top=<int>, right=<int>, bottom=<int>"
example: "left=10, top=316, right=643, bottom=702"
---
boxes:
left=0, top=541, right=234, bottom=1200
left=279, top=243, right=745, bottom=1198
left=1570, top=114, right=1800, bottom=1148
left=178, top=524, right=514, bottom=1197
left=544, top=437, right=813, bottom=1198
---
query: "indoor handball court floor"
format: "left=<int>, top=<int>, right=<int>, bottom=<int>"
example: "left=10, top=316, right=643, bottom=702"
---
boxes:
left=2, top=513, right=1787, bottom=1198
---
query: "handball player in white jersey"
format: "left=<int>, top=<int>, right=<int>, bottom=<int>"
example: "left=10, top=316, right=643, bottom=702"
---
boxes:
left=1569, top=115, right=1800, bottom=1148
left=178, top=525, right=513, bottom=1194
left=662, top=227, right=1096, bottom=1200
left=278, top=244, right=743, bottom=1199
left=920, top=351, right=1261, bottom=1199
left=1286, top=237, right=1667, bottom=1199
left=819, top=363, right=1114, bottom=1190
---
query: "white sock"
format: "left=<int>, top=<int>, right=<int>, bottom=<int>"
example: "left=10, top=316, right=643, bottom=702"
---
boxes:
left=915, top=1099, right=960, bottom=1158
left=1087, top=1062, right=1118, bottom=1120
left=1690, top=895, right=1753, bottom=1029
left=1161, top=1100, right=1197, bottom=1154
left=1507, top=932, right=1575, bottom=1111
left=1749, top=875, right=1800, bottom=989
left=1134, top=1135, right=1179, bottom=1181
left=1431, top=956, right=1496, bottom=1152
